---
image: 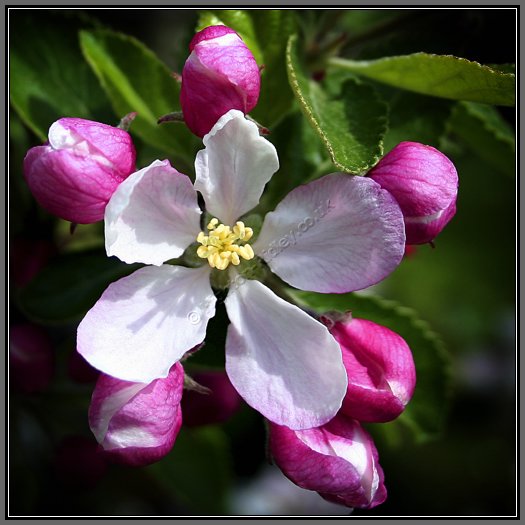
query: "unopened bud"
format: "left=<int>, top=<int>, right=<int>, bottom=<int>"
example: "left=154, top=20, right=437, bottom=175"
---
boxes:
left=369, top=142, right=458, bottom=244
left=23, top=118, right=137, bottom=224
left=180, top=25, right=261, bottom=138
left=88, top=362, right=184, bottom=467
left=330, top=318, right=416, bottom=423
left=269, top=414, right=387, bottom=509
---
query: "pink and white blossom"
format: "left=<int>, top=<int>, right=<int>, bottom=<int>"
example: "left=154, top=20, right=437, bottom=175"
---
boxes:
left=77, top=110, right=406, bottom=431
left=269, top=414, right=387, bottom=509
left=88, top=363, right=184, bottom=467
left=369, top=141, right=458, bottom=244
left=329, top=317, right=416, bottom=423
left=23, top=118, right=136, bottom=224
left=180, top=25, right=261, bottom=138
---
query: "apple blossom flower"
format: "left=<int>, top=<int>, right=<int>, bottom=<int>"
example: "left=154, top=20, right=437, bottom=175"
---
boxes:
left=88, top=363, right=184, bottom=467
left=77, top=109, right=406, bottom=431
left=329, top=317, right=416, bottom=423
left=369, top=141, right=458, bottom=244
left=23, top=118, right=136, bottom=224
left=180, top=25, right=261, bottom=138
left=269, top=414, right=387, bottom=509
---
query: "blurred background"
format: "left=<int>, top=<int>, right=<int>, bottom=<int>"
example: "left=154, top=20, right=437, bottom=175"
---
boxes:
left=9, top=8, right=516, bottom=516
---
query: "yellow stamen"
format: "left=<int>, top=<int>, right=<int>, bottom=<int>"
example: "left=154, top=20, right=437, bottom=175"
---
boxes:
left=196, top=217, right=254, bottom=270
left=207, top=218, right=219, bottom=229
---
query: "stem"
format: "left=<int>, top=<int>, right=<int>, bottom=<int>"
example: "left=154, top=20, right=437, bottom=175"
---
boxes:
left=157, top=111, right=185, bottom=125
left=117, top=111, right=138, bottom=131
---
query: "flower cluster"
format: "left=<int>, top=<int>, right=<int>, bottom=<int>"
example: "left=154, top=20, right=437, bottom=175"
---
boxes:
left=21, top=24, right=458, bottom=511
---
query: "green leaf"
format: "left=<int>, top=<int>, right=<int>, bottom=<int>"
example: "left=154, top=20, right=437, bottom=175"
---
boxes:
left=17, top=250, right=141, bottom=325
left=383, top=91, right=453, bottom=153
left=486, top=63, right=515, bottom=75
left=447, top=101, right=515, bottom=177
left=288, top=290, right=452, bottom=443
left=79, top=29, right=199, bottom=170
left=146, top=426, right=232, bottom=514
left=329, top=53, right=515, bottom=106
left=287, top=35, right=388, bottom=174
left=10, top=11, right=112, bottom=140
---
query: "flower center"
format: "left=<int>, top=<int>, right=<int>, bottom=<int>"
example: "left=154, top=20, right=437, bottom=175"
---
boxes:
left=196, top=218, right=255, bottom=271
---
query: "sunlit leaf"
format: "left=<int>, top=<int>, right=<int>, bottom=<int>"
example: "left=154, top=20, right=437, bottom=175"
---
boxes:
left=287, top=35, right=388, bottom=174
left=330, top=53, right=515, bottom=106
left=10, top=11, right=112, bottom=140
left=80, top=29, right=200, bottom=171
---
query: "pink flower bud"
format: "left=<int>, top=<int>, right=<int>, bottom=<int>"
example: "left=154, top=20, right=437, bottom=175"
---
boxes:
left=88, top=362, right=184, bottom=467
left=369, top=142, right=458, bottom=244
left=181, top=370, right=242, bottom=427
left=23, top=118, right=137, bottom=224
left=269, top=414, right=387, bottom=509
left=330, top=318, right=416, bottom=423
left=180, top=25, right=261, bottom=138
left=54, top=435, right=108, bottom=489
left=10, top=323, right=54, bottom=393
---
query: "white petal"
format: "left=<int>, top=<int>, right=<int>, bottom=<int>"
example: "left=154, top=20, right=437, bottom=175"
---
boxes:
left=194, top=109, right=279, bottom=225
left=105, top=159, right=202, bottom=266
left=224, top=279, right=347, bottom=430
left=77, top=265, right=215, bottom=383
left=253, top=173, right=405, bottom=293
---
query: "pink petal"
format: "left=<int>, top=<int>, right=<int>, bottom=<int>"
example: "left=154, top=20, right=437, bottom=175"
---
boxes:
left=49, top=118, right=136, bottom=177
left=224, top=279, right=347, bottom=430
left=89, top=363, right=184, bottom=467
left=105, top=159, right=202, bottom=266
left=253, top=173, right=405, bottom=293
left=270, top=414, right=386, bottom=509
left=194, top=110, right=279, bottom=225
left=23, top=118, right=137, bottom=224
left=77, top=265, right=215, bottom=383
left=330, top=318, right=416, bottom=422
left=24, top=145, right=124, bottom=224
